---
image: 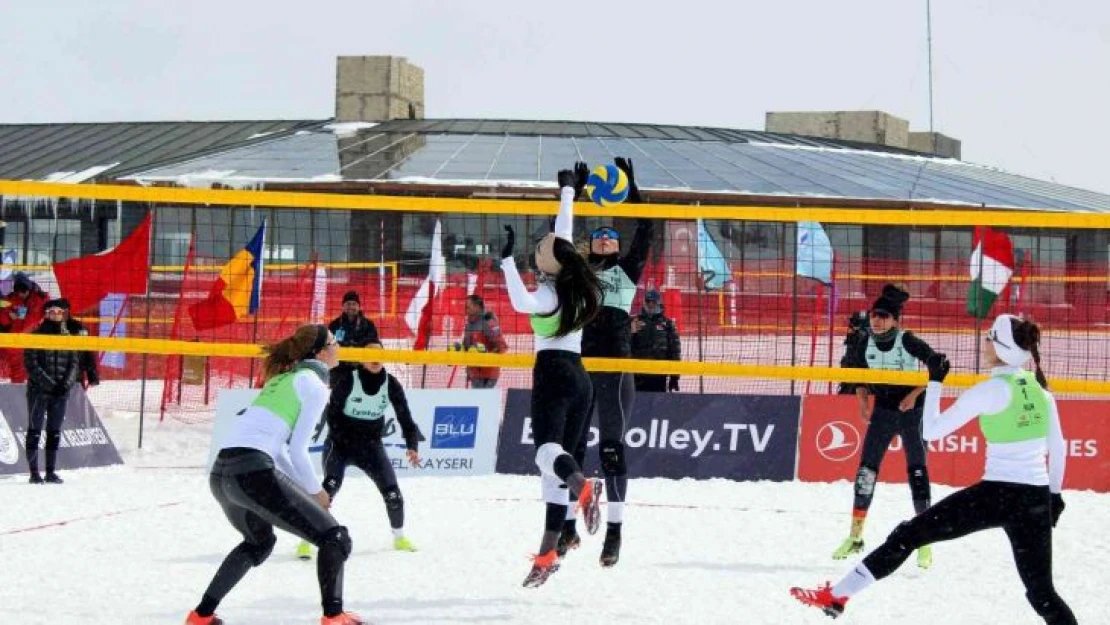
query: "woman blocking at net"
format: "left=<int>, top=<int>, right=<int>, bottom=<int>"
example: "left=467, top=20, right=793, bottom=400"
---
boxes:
left=296, top=341, right=425, bottom=560
left=564, top=156, right=653, bottom=568
left=791, top=314, right=1076, bottom=625
left=833, top=284, right=938, bottom=568
left=185, top=325, right=368, bottom=625
left=501, top=163, right=604, bottom=588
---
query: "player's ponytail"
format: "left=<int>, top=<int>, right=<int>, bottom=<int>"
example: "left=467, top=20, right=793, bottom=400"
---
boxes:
left=261, top=324, right=325, bottom=382
left=1011, top=317, right=1048, bottom=389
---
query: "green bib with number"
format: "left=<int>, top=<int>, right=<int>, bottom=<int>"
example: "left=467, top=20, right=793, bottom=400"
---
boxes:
left=979, top=370, right=1050, bottom=443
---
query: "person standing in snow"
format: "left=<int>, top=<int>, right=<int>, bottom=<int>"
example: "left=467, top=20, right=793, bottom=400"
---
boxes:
left=295, top=341, right=425, bottom=560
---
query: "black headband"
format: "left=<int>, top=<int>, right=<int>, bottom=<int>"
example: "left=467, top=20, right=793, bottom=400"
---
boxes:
left=303, top=324, right=329, bottom=360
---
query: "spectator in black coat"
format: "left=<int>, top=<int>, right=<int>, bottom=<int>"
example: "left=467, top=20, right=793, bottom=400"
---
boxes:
left=630, top=290, right=682, bottom=393
left=23, top=298, right=80, bottom=484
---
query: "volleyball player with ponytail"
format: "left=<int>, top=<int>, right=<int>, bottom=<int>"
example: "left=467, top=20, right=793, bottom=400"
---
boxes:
left=186, top=325, right=367, bottom=625
left=501, top=163, right=604, bottom=588
left=792, top=314, right=1076, bottom=624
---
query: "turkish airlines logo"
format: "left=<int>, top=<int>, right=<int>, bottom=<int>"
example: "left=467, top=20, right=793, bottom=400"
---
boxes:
left=816, top=421, right=861, bottom=462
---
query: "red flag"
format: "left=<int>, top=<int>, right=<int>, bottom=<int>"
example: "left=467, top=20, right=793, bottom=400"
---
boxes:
left=663, top=288, right=683, bottom=333
left=54, top=213, right=152, bottom=313
left=412, top=281, right=436, bottom=350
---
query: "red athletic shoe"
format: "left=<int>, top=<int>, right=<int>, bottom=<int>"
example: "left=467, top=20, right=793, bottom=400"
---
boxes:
left=320, top=611, right=369, bottom=625
left=576, top=478, right=604, bottom=535
left=522, top=549, right=560, bottom=588
left=185, top=610, right=223, bottom=625
left=790, top=582, right=848, bottom=619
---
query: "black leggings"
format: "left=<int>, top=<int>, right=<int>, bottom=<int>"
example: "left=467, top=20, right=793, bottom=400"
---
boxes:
left=854, top=405, right=930, bottom=512
left=864, top=481, right=1076, bottom=625
left=572, top=371, right=635, bottom=505
left=25, top=387, right=68, bottom=474
left=322, top=437, right=404, bottom=529
left=531, top=350, right=592, bottom=530
left=200, top=448, right=351, bottom=617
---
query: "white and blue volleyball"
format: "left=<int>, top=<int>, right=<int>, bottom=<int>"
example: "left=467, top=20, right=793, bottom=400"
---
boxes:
left=585, top=164, right=630, bottom=206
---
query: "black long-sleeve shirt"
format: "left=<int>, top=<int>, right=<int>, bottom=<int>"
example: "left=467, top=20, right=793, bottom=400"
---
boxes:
left=582, top=218, right=654, bottom=358
left=323, top=366, right=424, bottom=452
left=843, top=329, right=935, bottom=410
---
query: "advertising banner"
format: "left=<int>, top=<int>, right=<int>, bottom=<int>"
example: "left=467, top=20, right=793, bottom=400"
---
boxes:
left=797, top=395, right=1109, bottom=492
left=0, top=384, right=123, bottom=476
left=210, top=388, right=501, bottom=477
left=496, top=390, right=800, bottom=481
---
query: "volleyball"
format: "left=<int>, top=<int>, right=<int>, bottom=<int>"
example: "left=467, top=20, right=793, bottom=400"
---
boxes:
left=585, top=164, right=630, bottom=206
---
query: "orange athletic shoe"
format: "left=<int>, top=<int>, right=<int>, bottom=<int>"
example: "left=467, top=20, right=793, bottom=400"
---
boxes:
left=320, top=611, right=369, bottom=625
left=576, top=478, right=604, bottom=535
left=185, top=610, right=223, bottom=625
left=522, top=549, right=561, bottom=588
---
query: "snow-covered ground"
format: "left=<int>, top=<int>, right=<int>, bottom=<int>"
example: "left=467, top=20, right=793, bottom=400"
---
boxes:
left=2, top=410, right=1107, bottom=625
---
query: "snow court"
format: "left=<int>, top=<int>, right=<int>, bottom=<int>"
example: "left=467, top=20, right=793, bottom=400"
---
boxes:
left=1, top=461, right=1105, bottom=625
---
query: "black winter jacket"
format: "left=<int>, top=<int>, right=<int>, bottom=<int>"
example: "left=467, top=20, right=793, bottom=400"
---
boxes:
left=64, top=318, right=99, bottom=386
left=24, top=320, right=79, bottom=394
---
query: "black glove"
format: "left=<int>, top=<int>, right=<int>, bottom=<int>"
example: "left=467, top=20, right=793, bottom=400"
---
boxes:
left=614, top=157, right=642, bottom=203
left=925, top=352, right=950, bottom=383
left=1050, top=493, right=1065, bottom=527
left=573, top=161, right=590, bottom=200
left=500, top=225, right=515, bottom=260
left=668, top=376, right=680, bottom=392
left=51, top=383, right=70, bottom=397
left=557, top=169, right=575, bottom=190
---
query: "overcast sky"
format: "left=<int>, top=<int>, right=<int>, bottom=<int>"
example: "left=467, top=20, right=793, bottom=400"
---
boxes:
left=2, top=0, right=1108, bottom=193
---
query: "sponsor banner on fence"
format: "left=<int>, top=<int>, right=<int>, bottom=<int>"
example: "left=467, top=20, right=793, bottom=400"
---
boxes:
left=797, top=395, right=1110, bottom=492
left=496, top=390, right=799, bottom=481
left=211, top=388, right=501, bottom=477
left=0, top=384, right=123, bottom=476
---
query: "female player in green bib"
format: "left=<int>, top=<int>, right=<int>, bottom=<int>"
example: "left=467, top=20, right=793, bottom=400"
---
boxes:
left=500, top=164, right=604, bottom=588
left=187, top=324, right=368, bottom=625
left=792, top=314, right=1076, bottom=625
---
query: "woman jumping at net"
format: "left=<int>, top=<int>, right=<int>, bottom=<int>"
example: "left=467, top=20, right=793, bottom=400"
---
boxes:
left=501, top=163, right=604, bottom=588
left=564, top=156, right=653, bottom=568
left=185, top=325, right=367, bottom=625
left=791, top=314, right=1076, bottom=625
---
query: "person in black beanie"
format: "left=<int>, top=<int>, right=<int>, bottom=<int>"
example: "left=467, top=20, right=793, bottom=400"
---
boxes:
left=23, top=298, right=80, bottom=484
left=327, top=291, right=379, bottom=369
left=830, top=284, right=939, bottom=568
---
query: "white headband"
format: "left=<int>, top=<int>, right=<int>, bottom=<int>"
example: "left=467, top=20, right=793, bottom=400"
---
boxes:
left=989, top=314, right=1032, bottom=367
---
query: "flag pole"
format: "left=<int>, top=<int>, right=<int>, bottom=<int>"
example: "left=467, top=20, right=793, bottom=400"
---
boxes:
left=248, top=213, right=271, bottom=388
left=137, top=208, right=155, bottom=450
left=974, top=227, right=985, bottom=373
left=790, top=219, right=800, bottom=396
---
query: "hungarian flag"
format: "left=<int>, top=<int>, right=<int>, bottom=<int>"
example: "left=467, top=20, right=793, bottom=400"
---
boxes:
left=404, top=219, right=445, bottom=350
left=189, top=221, right=266, bottom=331
left=54, top=213, right=152, bottom=313
left=967, top=226, right=1014, bottom=318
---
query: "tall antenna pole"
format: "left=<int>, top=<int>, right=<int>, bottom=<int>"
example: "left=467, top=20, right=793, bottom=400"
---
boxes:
left=926, top=0, right=936, bottom=154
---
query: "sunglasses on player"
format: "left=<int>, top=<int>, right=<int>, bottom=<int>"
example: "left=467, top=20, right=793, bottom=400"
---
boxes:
left=590, top=227, right=620, bottom=241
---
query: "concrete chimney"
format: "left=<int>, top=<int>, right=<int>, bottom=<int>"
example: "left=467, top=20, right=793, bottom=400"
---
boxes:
left=765, top=111, right=910, bottom=149
left=908, top=131, right=962, bottom=159
left=335, top=56, right=425, bottom=122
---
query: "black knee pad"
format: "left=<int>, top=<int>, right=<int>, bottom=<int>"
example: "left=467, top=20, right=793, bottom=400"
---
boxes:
left=240, top=532, right=277, bottom=566
left=45, top=430, right=62, bottom=451
left=318, top=525, right=352, bottom=561
left=908, top=465, right=931, bottom=502
left=322, top=474, right=343, bottom=498
left=599, top=441, right=627, bottom=477
left=854, top=466, right=878, bottom=497
left=382, top=486, right=403, bottom=512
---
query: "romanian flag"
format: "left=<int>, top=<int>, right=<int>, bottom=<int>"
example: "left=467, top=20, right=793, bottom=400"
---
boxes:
left=189, top=221, right=266, bottom=331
